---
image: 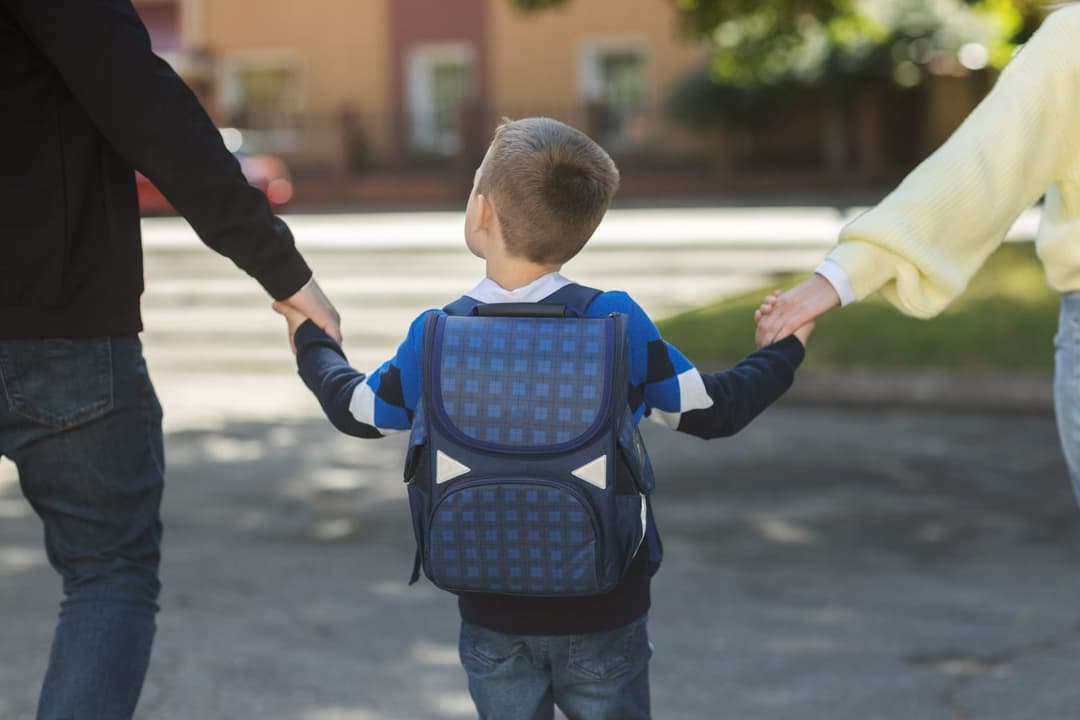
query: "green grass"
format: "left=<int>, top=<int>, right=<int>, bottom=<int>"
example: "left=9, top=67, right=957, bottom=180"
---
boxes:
left=658, top=243, right=1060, bottom=371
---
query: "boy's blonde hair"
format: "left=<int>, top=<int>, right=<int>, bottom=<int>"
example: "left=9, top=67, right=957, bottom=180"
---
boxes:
left=477, top=117, right=620, bottom=265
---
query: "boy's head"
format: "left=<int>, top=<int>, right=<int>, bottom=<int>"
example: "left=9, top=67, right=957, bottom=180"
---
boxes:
left=465, top=117, right=620, bottom=267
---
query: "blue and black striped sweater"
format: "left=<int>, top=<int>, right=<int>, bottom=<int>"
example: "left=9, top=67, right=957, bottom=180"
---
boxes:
left=294, top=273, right=804, bottom=635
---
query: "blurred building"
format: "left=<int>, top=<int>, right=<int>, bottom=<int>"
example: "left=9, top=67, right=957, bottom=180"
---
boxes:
left=133, top=0, right=990, bottom=206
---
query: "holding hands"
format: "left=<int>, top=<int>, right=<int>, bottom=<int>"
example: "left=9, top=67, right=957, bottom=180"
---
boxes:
left=274, top=276, right=342, bottom=353
left=755, top=283, right=822, bottom=349
left=753, top=274, right=839, bottom=348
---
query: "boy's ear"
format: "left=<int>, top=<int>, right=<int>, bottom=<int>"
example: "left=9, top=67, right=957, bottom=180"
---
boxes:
left=477, top=192, right=495, bottom=230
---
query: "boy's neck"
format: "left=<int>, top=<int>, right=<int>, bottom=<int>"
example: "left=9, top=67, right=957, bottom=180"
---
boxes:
left=484, top=256, right=561, bottom=292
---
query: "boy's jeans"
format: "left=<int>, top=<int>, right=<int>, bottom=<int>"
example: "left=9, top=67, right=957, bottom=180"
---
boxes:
left=459, top=613, right=652, bottom=720
left=0, top=337, right=165, bottom=720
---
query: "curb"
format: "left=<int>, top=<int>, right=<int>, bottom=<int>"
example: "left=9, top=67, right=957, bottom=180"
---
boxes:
left=782, top=368, right=1054, bottom=414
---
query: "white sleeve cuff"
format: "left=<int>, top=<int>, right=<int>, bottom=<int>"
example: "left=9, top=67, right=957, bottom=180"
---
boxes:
left=814, top=259, right=858, bottom=307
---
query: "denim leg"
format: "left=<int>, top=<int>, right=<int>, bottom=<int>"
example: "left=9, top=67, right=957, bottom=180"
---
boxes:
left=459, top=622, right=555, bottom=720
left=0, top=337, right=165, bottom=720
left=551, top=613, right=652, bottom=720
left=1054, top=294, right=1080, bottom=507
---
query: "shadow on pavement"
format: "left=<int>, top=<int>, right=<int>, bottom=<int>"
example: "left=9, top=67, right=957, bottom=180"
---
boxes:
left=1, top=405, right=1078, bottom=719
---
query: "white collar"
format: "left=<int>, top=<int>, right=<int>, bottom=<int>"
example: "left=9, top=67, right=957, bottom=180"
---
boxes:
left=465, top=272, right=574, bottom=304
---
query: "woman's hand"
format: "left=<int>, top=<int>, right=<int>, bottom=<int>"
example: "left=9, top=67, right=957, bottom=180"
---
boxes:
left=754, top=274, right=840, bottom=348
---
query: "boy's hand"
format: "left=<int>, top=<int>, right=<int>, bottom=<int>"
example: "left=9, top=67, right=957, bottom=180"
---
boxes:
left=754, top=291, right=782, bottom=327
left=272, top=301, right=311, bottom=355
left=754, top=291, right=782, bottom=348
left=755, top=290, right=814, bottom=348
left=791, top=320, right=815, bottom=348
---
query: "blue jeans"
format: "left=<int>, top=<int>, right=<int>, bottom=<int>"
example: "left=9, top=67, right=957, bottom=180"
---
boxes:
left=0, top=337, right=165, bottom=720
left=1055, top=293, right=1080, bottom=506
left=459, top=613, right=652, bottom=720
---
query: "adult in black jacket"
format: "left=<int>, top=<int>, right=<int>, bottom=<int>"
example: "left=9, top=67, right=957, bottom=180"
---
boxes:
left=0, top=1, right=340, bottom=717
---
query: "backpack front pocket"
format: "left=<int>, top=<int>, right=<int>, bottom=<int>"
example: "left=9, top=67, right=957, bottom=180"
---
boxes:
left=428, top=478, right=603, bottom=596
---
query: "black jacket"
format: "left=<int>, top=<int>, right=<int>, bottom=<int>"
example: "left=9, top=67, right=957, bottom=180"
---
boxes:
left=0, top=0, right=312, bottom=339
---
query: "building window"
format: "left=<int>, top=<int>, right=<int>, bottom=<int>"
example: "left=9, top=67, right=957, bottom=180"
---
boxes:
left=220, top=53, right=302, bottom=153
left=407, top=43, right=475, bottom=156
left=580, top=42, right=649, bottom=149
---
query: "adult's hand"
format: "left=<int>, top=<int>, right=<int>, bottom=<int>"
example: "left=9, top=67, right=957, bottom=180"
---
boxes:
left=754, top=274, right=840, bottom=348
left=280, top=277, right=342, bottom=344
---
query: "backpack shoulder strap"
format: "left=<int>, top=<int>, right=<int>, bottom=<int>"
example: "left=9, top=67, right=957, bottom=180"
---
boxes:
left=442, top=295, right=480, bottom=316
left=539, top=283, right=603, bottom=317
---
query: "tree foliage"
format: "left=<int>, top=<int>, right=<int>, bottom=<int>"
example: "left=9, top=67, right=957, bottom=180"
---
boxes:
left=509, top=0, right=569, bottom=12
left=697, top=0, right=1029, bottom=84
left=510, top=0, right=1048, bottom=125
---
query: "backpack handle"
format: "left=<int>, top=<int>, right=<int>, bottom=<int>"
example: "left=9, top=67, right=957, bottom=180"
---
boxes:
left=473, top=302, right=569, bottom=318
left=443, top=284, right=602, bottom=317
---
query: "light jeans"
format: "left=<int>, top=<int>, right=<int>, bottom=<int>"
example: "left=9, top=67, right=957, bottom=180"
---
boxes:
left=1054, top=292, right=1080, bottom=506
left=459, top=613, right=652, bottom=720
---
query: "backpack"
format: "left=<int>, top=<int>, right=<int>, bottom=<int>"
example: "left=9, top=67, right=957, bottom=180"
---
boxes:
left=404, top=283, right=658, bottom=597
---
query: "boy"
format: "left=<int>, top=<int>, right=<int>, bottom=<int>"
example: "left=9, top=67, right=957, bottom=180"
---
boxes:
left=275, top=117, right=812, bottom=719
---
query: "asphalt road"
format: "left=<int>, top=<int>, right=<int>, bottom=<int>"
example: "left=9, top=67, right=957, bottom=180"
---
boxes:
left=0, top=206, right=1069, bottom=719
left=2, top=404, right=1076, bottom=719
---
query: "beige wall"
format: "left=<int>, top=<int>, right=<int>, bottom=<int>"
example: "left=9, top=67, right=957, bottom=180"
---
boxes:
left=203, top=0, right=391, bottom=167
left=489, top=0, right=710, bottom=146
left=195, top=0, right=713, bottom=167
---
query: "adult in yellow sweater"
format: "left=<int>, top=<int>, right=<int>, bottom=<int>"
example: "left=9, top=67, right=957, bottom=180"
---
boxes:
left=755, top=4, right=1080, bottom=503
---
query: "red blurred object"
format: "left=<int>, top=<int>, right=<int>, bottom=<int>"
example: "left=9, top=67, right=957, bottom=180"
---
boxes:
left=136, top=152, right=294, bottom=216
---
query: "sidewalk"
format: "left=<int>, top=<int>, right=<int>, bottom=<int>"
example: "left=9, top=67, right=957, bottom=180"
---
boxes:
left=140, top=206, right=1043, bottom=250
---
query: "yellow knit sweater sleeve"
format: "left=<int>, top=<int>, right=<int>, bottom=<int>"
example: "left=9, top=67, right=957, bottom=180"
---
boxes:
left=828, top=6, right=1080, bottom=318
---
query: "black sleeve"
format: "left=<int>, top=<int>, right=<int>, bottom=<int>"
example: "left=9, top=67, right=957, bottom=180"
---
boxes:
left=677, top=336, right=805, bottom=440
left=9, top=0, right=311, bottom=300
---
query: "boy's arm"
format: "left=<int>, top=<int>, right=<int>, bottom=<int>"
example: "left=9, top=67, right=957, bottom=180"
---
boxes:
left=671, top=337, right=804, bottom=439
left=602, top=291, right=804, bottom=440
left=293, top=317, right=425, bottom=438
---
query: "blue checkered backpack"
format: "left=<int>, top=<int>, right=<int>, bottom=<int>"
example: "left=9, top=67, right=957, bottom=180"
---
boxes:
left=404, top=283, right=658, bottom=597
